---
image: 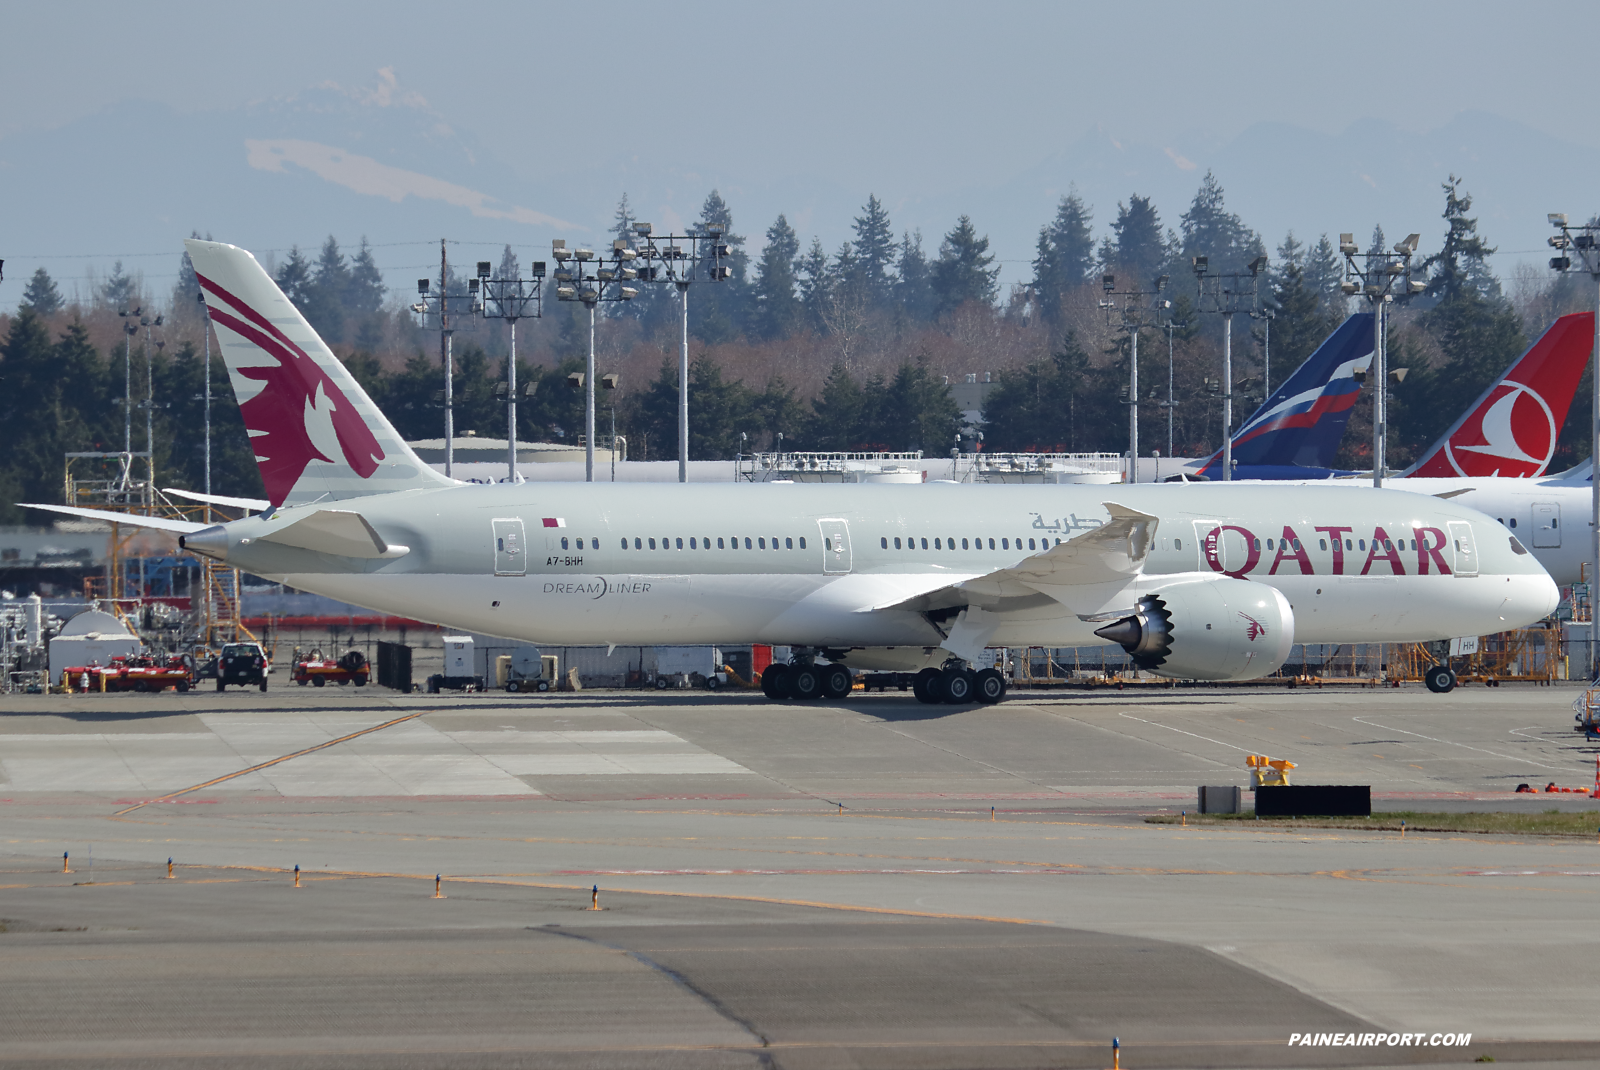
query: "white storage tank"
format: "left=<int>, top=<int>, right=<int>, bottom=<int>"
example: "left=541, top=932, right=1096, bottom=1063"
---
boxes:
left=48, top=609, right=141, bottom=678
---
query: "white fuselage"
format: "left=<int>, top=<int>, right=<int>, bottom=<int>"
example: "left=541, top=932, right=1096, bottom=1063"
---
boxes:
left=206, top=482, right=1559, bottom=654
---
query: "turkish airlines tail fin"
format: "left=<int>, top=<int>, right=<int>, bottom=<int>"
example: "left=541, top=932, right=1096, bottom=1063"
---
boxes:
left=1405, top=311, right=1595, bottom=478
left=185, top=240, right=453, bottom=509
left=1197, top=312, right=1374, bottom=477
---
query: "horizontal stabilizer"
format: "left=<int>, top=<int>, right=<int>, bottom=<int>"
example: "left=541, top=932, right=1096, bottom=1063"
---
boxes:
left=258, top=509, right=409, bottom=559
left=18, top=503, right=206, bottom=534
left=163, top=487, right=271, bottom=512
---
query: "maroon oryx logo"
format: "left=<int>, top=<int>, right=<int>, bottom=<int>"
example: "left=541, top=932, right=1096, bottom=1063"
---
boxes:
left=1239, top=612, right=1267, bottom=642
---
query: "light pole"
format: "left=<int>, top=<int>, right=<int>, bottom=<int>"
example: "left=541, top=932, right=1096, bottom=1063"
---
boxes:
left=618, top=222, right=734, bottom=482
left=1547, top=212, right=1600, bottom=671
left=1192, top=255, right=1267, bottom=480
left=1337, top=232, right=1423, bottom=488
left=1161, top=318, right=1187, bottom=461
left=410, top=242, right=477, bottom=479
left=117, top=308, right=139, bottom=459
left=550, top=239, right=641, bottom=481
left=140, top=312, right=162, bottom=495
left=473, top=259, right=545, bottom=483
left=197, top=292, right=212, bottom=504
left=1102, top=273, right=1171, bottom=483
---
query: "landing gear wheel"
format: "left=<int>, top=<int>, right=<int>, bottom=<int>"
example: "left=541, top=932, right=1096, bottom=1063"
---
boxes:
left=941, top=668, right=975, bottom=704
left=790, top=666, right=823, bottom=701
left=974, top=668, right=1007, bottom=704
left=1424, top=664, right=1456, bottom=694
left=821, top=664, right=853, bottom=699
left=912, top=667, right=944, bottom=704
left=761, top=663, right=791, bottom=699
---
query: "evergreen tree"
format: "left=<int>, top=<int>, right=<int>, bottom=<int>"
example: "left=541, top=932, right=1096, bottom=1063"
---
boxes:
left=807, top=363, right=866, bottom=449
left=1179, top=171, right=1262, bottom=274
left=635, top=355, right=754, bottom=460
left=613, top=192, right=635, bottom=244
left=303, top=236, right=349, bottom=344
left=749, top=214, right=801, bottom=340
left=874, top=363, right=960, bottom=451
left=1032, top=189, right=1095, bottom=327
left=273, top=247, right=313, bottom=310
left=0, top=312, right=111, bottom=520
left=346, top=238, right=386, bottom=317
left=1268, top=256, right=1341, bottom=373
left=100, top=261, right=140, bottom=311
left=981, top=333, right=1096, bottom=451
left=849, top=194, right=897, bottom=308
left=1303, top=233, right=1345, bottom=312
left=1107, top=195, right=1167, bottom=286
left=692, top=189, right=748, bottom=342
left=19, top=267, right=62, bottom=316
left=1422, top=175, right=1501, bottom=304
left=895, top=230, right=935, bottom=324
left=798, top=237, right=833, bottom=332
left=931, top=215, right=999, bottom=317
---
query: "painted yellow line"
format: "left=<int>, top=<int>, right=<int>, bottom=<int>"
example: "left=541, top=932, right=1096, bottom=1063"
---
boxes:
left=111, top=712, right=429, bottom=816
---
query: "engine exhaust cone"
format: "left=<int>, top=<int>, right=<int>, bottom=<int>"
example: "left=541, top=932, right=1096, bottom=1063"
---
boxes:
left=1094, top=617, right=1142, bottom=647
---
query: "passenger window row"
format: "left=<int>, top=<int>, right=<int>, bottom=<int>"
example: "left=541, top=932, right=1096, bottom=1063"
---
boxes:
left=618, top=536, right=807, bottom=550
left=879, top=536, right=1063, bottom=551
left=557, top=537, right=595, bottom=550
left=1314, top=538, right=1416, bottom=552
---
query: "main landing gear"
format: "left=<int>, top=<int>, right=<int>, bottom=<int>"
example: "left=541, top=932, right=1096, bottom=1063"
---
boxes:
left=760, top=658, right=855, bottom=702
left=911, top=664, right=1007, bottom=706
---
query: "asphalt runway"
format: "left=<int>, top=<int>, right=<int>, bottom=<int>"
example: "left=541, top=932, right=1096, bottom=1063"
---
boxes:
left=3, top=683, right=1598, bottom=1068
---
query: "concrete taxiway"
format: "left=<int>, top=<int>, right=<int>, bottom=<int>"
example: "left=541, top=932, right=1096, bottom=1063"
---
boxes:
left=2, top=683, right=1597, bottom=1068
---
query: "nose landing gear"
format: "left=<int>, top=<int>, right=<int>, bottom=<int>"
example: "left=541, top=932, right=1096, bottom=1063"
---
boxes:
left=1424, top=663, right=1457, bottom=694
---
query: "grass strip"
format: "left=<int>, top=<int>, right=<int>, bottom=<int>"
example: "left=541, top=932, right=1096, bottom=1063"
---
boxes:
left=1145, top=809, right=1600, bottom=837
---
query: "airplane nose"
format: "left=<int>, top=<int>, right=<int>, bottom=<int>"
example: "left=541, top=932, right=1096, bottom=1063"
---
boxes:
left=1500, top=573, right=1559, bottom=628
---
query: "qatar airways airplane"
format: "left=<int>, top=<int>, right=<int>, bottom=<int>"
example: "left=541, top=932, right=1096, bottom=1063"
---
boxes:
left=26, top=241, right=1560, bottom=702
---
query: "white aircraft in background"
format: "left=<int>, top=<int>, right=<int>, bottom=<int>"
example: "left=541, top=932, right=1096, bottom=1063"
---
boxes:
left=25, top=241, right=1560, bottom=701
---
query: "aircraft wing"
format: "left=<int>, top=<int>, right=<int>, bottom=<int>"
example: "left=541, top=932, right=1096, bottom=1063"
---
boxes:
left=873, top=502, right=1158, bottom=614
left=18, top=503, right=207, bottom=534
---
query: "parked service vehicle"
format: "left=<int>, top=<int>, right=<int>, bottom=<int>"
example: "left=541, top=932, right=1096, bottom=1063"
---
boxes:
left=216, top=642, right=270, bottom=692
left=61, top=652, right=195, bottom=693
left=293, top=648, right=369, bottom=687
left=655, top=646, right=730, bottom=690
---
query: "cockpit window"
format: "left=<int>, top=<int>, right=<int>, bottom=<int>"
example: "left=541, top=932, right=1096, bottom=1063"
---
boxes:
left=1508, top=536, right=1528, bottom=555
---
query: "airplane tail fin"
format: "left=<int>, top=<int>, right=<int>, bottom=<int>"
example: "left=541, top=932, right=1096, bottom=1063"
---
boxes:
left=1405, top=311, right=1595, bottom=478
left=185, top=239, right=454, bottom=509
left=1197, top=312, right=1374, bottom=477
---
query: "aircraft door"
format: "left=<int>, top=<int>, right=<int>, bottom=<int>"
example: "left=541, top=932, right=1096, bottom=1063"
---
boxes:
left=1194, top=521, right=1244, bottom=573
left=1532, top=502, right=1560, bottom=548
left=1447, top=521, right=1478, bottom=577
left=493, top=518, right=527, bottom=576
left=817, top=519, right=852, bottom=574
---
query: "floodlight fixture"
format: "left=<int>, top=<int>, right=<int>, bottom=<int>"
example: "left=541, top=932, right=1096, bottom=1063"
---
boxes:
left=1102, top=273, right=1116, bottom=292
left=1247, top=255, right=1267, bottom=276
left=556, top=285, right=576, bottom=300
left=1550, top=213, right=1569, bottom=227
left=1408, top=280, right=1427, bottom=293
left=634, top=222, right=653, bottom=235
left=418, top=279, right=431, bottom=294
left=1340, top=281, right=1359, bottom=294
left=620, top=286, right=639, bottom=300
left=574, top=249, right=595, bottom=261
left=1389, top=367, right=1409, bottom=383
left=1156, top=274, right=1169, bottom=291
left=1552, top=256, right=1574, bottom=271
left=1190, top=256, right=1207, bottom=276
left=705, top=223, right=725, bottom=236
left=601, top=373, right=619, bottom=390
left=1397, top=234, right=1421, bottom=254
left=477, top=262, right=492, bottom=278
left=1338, top=233, right=1358, bottom=255
left=1551, top=235, right=1570, bottom=249
left=568, top=372, right=585, bottom=389
left=531, top=261, right=547, bottom=277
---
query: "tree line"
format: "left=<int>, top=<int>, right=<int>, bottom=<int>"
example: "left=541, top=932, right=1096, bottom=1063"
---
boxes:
left=4, top=172, right=1591, bottom=521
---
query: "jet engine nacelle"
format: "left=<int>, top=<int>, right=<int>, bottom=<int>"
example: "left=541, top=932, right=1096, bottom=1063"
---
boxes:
left=1093, top=576, right=1294, bottom=682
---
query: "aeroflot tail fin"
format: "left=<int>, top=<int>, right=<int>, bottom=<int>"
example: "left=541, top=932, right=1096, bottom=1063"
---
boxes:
left=184, top=240, right=454, bottom=509
left=1197, top=313, right=1374, bottom=478
left=1405, top=311, right=1595, bottom=478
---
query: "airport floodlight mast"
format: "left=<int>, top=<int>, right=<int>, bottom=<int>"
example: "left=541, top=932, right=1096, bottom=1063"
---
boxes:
left=1101, top=273, right=1173, bottom=483
left=1192, top=255, right=1268, bottom=481
left=1337, top=231, right=1424, bottom=488
left=140, top=311, right=163, bottom=495
left=473, top=258, right=546, bottom=483
left=410, top=240, right=478, bottom=478
left=549, top=238, right=642, bottom=481
left=1547, top=212, right=1600, bottom=668
left=617, top=221, right=736, bottom=483
left=1161, top=316, right=1188, bottom=460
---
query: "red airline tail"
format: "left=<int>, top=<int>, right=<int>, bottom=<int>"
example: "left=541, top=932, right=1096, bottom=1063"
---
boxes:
left=1406, top=311, right=1594, bottom=478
